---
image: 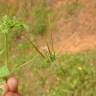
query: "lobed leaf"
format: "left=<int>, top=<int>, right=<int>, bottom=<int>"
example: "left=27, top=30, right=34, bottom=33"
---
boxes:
left=0, top=15, right=28, bottom=34
left=0, top=65, right=10, bottom=78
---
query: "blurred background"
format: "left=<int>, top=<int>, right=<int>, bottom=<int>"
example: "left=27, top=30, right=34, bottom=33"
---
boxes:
left=0, top=0, right=96, bottom=96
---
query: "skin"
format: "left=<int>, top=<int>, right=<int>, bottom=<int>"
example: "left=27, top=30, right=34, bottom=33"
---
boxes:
left=1, top=77, right=21, bottom=96
left=7, top=77, right=18, bottom=92
left=5, top=92, right=20, bottom=96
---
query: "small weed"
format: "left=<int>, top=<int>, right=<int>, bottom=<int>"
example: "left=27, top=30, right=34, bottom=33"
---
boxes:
left=0, top=2, right=95, bottom=96
left=46, top=52, right=96, bottom=96
left=64, top=1, right=81, bottom=19
left=0, top=15, right=28, bottom=93
left=31, top=0, right=49, bottom=34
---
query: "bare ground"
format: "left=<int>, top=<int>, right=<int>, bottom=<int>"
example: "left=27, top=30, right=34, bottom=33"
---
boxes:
left=5, top=0, right=96, bottom=53
left=38, top=0, right=96, bottom=53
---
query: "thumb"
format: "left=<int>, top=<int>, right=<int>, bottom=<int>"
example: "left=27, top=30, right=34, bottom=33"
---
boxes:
left=7, top=77, right=18, bottom=92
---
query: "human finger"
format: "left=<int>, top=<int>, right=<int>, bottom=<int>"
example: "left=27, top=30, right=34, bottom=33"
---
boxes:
left=4, top=92, right=20, bottom=96
left=7, top=77, right=18, bottom=92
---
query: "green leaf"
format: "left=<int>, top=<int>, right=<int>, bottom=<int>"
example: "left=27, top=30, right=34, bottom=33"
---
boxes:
left=0, top=65, right=10, bottom=78
left=15, top=21, right=29, bottom=30
left=0, top=79, right=5, bottom=84
left=0, top=15, right=14, bottom=33
left=0, top=15, right=28, bottom=34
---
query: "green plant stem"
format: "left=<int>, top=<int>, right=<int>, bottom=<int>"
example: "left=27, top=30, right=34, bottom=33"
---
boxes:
left=51, top=31, right=56, bottom=58
left=12, top=57, right=34, bottom=73
left=5, top=33, right=8, bottom=66
left=51, top=31, right=54, bottom=51
left=25, top=35, right=45, bottom=58
left=46, top=42, right=51, bottom=56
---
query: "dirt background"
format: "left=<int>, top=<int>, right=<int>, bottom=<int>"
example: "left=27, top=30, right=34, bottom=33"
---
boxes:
left=54, top=0, right=96, bottom=53
left=30, top=0, right=96, bottom=53
left=2, top=0, right=96, bottom=53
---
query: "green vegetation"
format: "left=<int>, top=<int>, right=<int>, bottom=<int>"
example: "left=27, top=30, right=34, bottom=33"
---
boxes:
left=64, top=1, right=81, bottom=19
left=17, top=50, right=96, bottom=96
left=0, top=1, right=96, bottom=96
left=31, top=0, right=49, bottom=34
left=0, top=15, right=28, bottom=90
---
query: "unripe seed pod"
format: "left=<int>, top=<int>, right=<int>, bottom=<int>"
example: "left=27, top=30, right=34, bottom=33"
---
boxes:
left=7, top=77, right=18, bottom=92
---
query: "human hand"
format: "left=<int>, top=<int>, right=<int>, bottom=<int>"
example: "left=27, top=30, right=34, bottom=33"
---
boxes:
left=1, top=77, right=20, bottom=96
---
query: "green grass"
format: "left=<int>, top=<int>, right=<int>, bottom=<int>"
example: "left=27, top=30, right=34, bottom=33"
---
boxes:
left=64, top=1, right=82, bottom=19
left=14, top=50, right=96, bottom=96
left=0, top=15, right=96, bottom=96
left=31, top=0, right=49, bottom=34
left=0, top=1, right=96, bottom=96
